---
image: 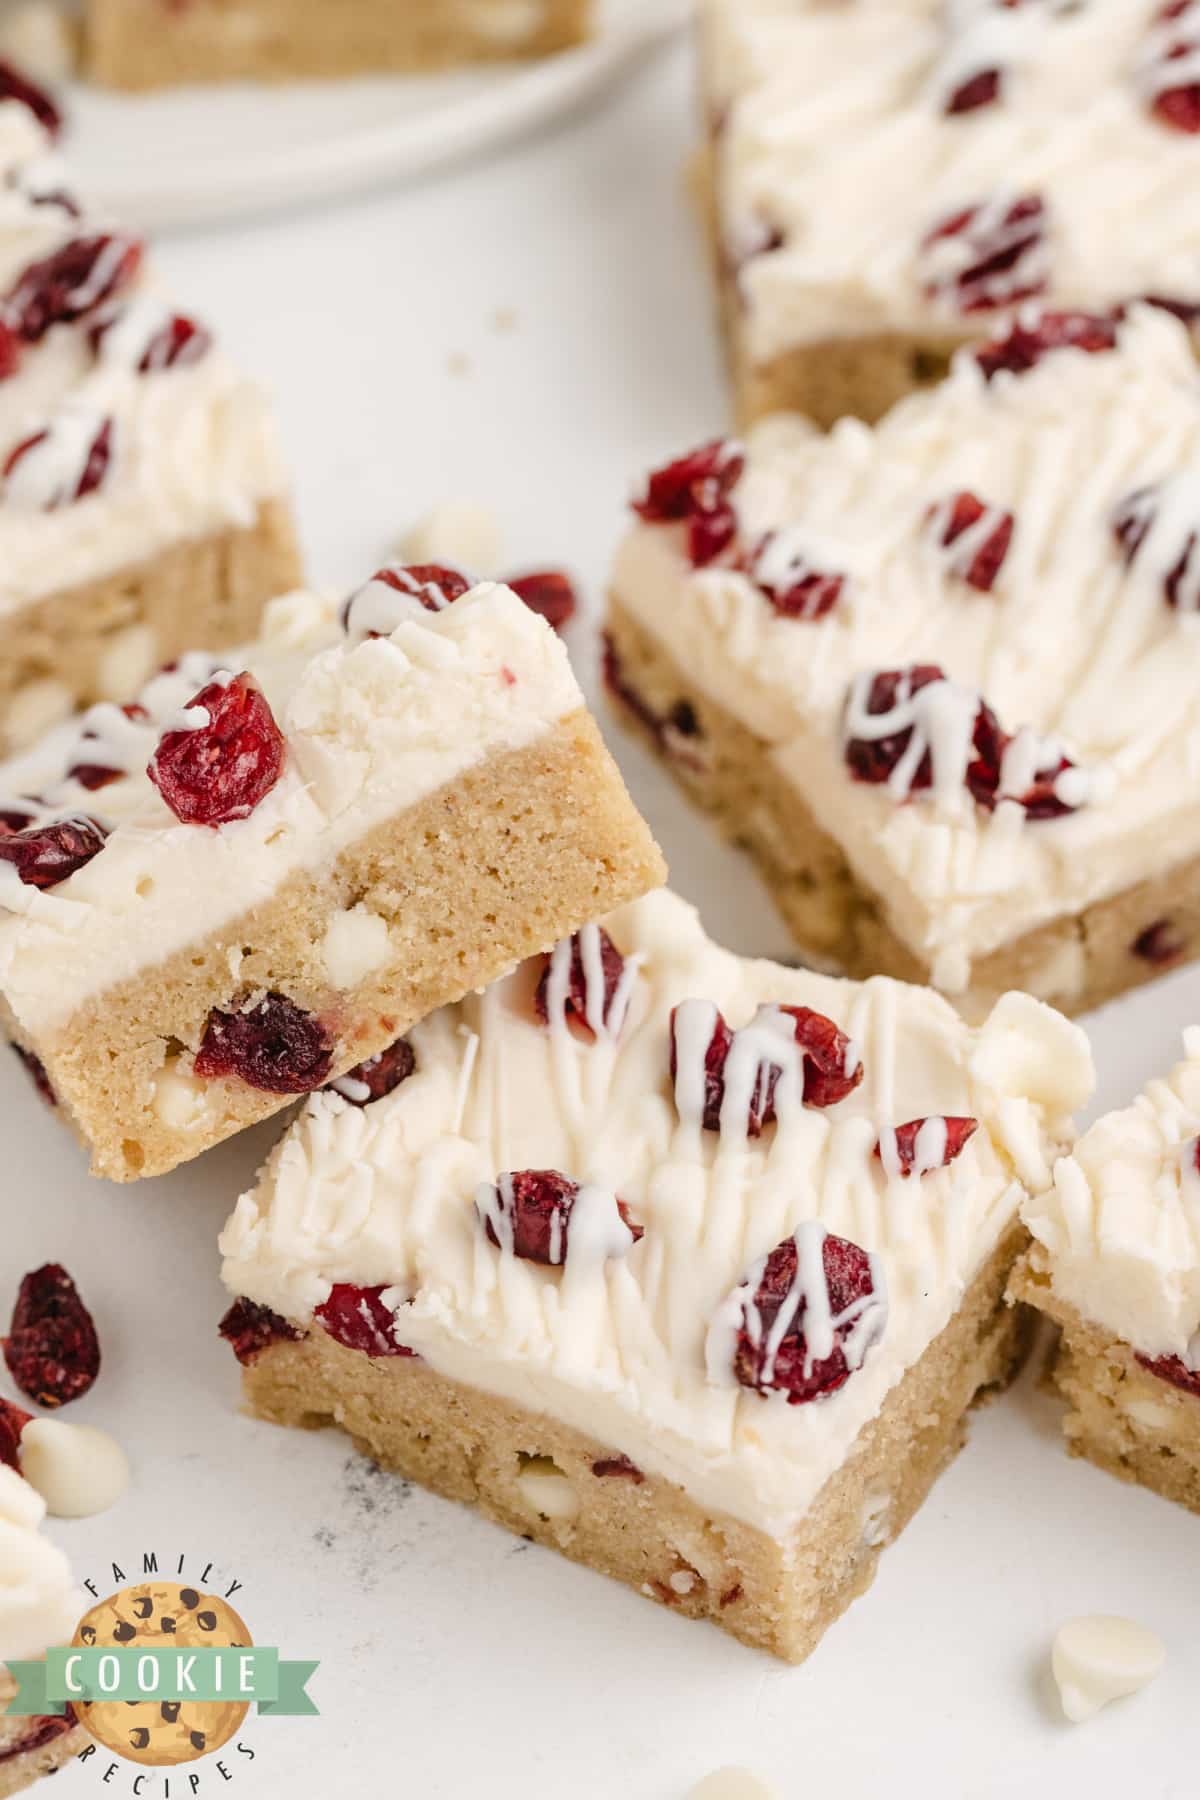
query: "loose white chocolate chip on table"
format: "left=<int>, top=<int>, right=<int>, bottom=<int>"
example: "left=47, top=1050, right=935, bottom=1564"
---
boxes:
left=687, top=1770, right=780, bottom=1800
left=20, top=1419, right=131, bottom=1519
left=399, top=499, right=503, bottom=576
left=1051, top=1615, right=1166, bottom=1724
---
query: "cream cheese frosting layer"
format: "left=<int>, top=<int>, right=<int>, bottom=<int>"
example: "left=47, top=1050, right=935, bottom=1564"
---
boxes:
left=0, top=101, right=285, bottom=617
left=0, top=582, right=583, bottom=1035
left=220, top=890, right=1093, bottom=1539
left=612, top=307, right=1200, bottom=993
left=707, top=0, right=1200, bottom=362
left=1024, top=1027, right=1200, bottom=1365
left=0, top=1464, right=79, bottom=1663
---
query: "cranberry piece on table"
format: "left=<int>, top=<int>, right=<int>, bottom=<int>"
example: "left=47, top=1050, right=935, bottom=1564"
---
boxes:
left=3, top=1263, right=101, bottom=1409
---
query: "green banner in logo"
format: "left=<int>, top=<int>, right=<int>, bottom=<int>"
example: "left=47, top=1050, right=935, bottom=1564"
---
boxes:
left=6, top=1649, right=318, bottom=1717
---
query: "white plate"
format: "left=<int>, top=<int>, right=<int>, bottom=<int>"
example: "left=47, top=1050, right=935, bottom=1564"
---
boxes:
left=66, top=0, right=689, bottom=232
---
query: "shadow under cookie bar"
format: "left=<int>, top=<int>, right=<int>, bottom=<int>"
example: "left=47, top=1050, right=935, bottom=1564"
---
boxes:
left=1009, top=1251, right=1200, bottom=1519
left=232, top=1219, right=1030, bottom=1665
left=8, top=710, right=664, bottom=1182
left=0, top=499, right=301, bottom=757
left=84, top=0, right=593, bottom=89
left=603, top=601, right=1200, bottom=1020
left=0, top=1671, right=86, bottom=1800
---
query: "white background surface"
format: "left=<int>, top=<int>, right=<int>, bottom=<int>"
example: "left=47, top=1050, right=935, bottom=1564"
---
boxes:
left=8, top=31, right=1200, bottom=1800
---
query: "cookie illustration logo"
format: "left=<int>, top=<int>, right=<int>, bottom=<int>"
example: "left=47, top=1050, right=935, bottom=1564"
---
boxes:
left=73, top=1583, right=252, bottom=1766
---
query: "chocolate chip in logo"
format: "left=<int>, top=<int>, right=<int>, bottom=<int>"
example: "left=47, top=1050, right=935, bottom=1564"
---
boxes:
left=178, top=1588, right=199, bottom=1609
left=112, top=1621, right=136, bottom=1643
left=160, top=1702, right=180, bottom=1723
left=132, top=1597, right=153, bottom=1619
left=196, top=1611, right=217, bottom=1632
left=189, top=1732, right=206, bottom=1751
left=129, top=1729, right=150, bottom=1750
left=159, top=1617, right=176, bottom=1633
left=80, top=1625, right=96, bottom=1645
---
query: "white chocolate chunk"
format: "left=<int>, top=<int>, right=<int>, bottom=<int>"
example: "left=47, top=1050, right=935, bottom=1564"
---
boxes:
left=96, top=623, right=159, bottom=705
left=687, top=1771, right=780, bottom=1800
left=399, top=500, right=503, bottom=576
left=20, top=1419, right=130, bottom=1520
left=515, top=1457, right=579, bottom=1522
left=1052, top=1615, right=1166, bottom=1724
left=321, top=905, right=392, bottom=990
left=152, top=1059, right=212, bottom=1130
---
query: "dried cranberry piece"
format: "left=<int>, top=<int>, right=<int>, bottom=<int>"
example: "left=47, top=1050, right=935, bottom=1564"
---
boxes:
left=90, top=307, right=213, bottom=372
left=0, top=1394, right=31, bottom=1469
left=3, top=1264, right=100, bottom=1409
left=218, top=1297, right=303, bottom=1365
left=0, top=815, right=107, bottom=888
left=148, top=671, right=284, bottom=827
left=0, top=806, right=34, bottom=834
left=746, top=532, right=845, bottom=621
left=0, top=56, right=62, bottom=137
left=670, top=1004, right=746, bottom=1132
left=1113, top=484, right=1200, bottom=610
left=776, top=1006, right=864, bottom=1109
left=315, top=1285, right=416, bottom=1358
left=477, top=1170, right=643, bottom=1266
left=0, top=319, right=20, bottom=380
left=11, top=1043, right=55, bottom=1107
left=506, top=569, right=577, bottom=632
left=194, top=992, right=334, bottom=1094
left=340, top=562, right=473, bottom=637
left=535, top=926, right=628, bottom=1040
left=728, top=1227, right=887, bottom=1405
left=632, top=439, right=744, bottom=568
left=67, top=701, right=148, bottom=791
left=592, top=1454, right=644, bottom=1482
left=4, top=414, right=114, bottom=508
left=1137, top=1351, right=1200, bottom=1396
left=1142, top=293, right=1200, bottom=326
left=670, top=1001, right=862, bottom=1135
left=843, top=664, right=947, bottom=790
left=1143, top=0, right=1200, bottom=132
left=0, top=1713, right=79, bottom=1761
left=922, top=194, right=1047, bottom=314
left=330, top=1036, right=416, bottom=1106
left=974, top=309, right=1119, bottom=380
left=929, top=491, right=1015, bottom=592
left=1132, top=918, right=1186, bottom=965
left=945, top=66, right=1002, bottom=114
left=875, top=1116, right=979, bottom=1176
left=6, top=234, right=142, bottom=342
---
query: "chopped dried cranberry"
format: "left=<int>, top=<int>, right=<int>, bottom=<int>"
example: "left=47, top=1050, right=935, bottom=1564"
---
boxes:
left=218, top=1297, right=303, bottom=1365
left=0, top=806, right=34, bottom=834
left=67, top=701, right=148, bottom=791
left=1142, top=293, right=1200, bottom=327
left=477, top=1170, right=643, bottom=1266
left=1137, top=1350, right=1200, bottom=1396
left=777, top=1006, right=864, bottom=1109
left=1144, top=1, right=1200, bottom=132
left=974, top=309, right=1119, bottom=380
left=930, top=491, right=1015, bottom=592
left=0, top=56, right=62, bottom=136
left=6, top=234, right=142, bottom=342
left=729, top=1228, right=886, bottom=1405
left=4, top=415, right=114, bottom=507
left=315, top=1285, right=416, bottom=1358
left=746, top=532, right=845, bottom=621
left=1132, top=918, right=1186, bottom=965
left=670, top=1000, right=862, bottom=1135
left=330, top=1036, right=416, bottom=1106
left=535, top=926, right=628, bottom=1039
left=922, top=194, right=1048, bottom=314
left=148, top=671, right=284, bottom=827
left=945, top=66, right=1002, bottom=114
left=632, top=439, right=744, bottom=568
left=194, top=992, right=334, bottom=1094
left=0, top=319, right=19, bottom=380
left=843, top=664, right=947, bottom=791
left=506, top=569, right=577, bottom=632
left=11, top=1043, right=55, bottom=1107
left=3, top=1264, right=100, bottom=1409
left=90, top=307, right=212, bottom=372
left=371, top=563, right=471, bottom=610
left=0, top=1394, right=31, bottom=1469
left=1113, top=484, right=1200, bottom=610
left=0, top=815, right=107, bottom=888
left=876, top=1116, right=978, bottom=1176
left=0, top=1713, right=79, bottom=1762
left=592, top=1454, right=644, bottom=1482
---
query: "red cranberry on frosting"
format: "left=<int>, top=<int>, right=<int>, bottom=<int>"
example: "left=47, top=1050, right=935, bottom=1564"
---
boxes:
left=1112, top=481, right=1200, bottom=611
left=921, top=194, right=1049, bottom=315
left=315, top=1285, right=417, bottom=1358
left=89, top=303, right=213, bottom=372
left=974, top=308, right=1119, bottom=380
left=632, top=438, right=744, bottom=569
left=743, top=530, right=846, bottom=621
left=329, top=1037, right=416, bottom=1107
left=876, top=1116, right=979, bottom=1177
left=476, top=1170, right=643, bottom=1267
left=341, top=563, right=472, bottom=638
left=1140, top=1, right=1200, bottom=133
left=535, top=925, right=632, bottom=1040
left=0, top=56, right=63, bottom=138
left=4, top=412, right=114, bottom=509
left=927, top=491, right=1015, bottom=592
left=0, top=815, right=108, bottom=888
left=148, top=671, right=285, bottom=827
left=6, top=233, right=142, bottom=342
left=670, top=998, right=862, bottom=1137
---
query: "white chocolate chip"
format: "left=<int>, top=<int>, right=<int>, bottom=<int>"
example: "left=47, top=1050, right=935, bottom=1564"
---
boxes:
left=1122, top=1395, right=1174, bottom=1431
left=5, top=676, right=74, bottom=748
left=152, top=1060, right=212, bottom=1131
left=399, top=500, right=503, bottom=575
left=859, top=1490, right=891, bottom=1548
left=516, top=1457, right=579, bottom=1522
left=95, top=623, right=158, bottom=705
left=687, top=1771, right=780, bottom=1800
left=20, top=1419, right=130, bottom=1520
left=1051, top=1615, right=1166, bottom=1724
left=669, top=1569, right=697, bottom=1595
left=320, top=905, right=392, bottom=991
left=0, top=0, right=76, bottom=82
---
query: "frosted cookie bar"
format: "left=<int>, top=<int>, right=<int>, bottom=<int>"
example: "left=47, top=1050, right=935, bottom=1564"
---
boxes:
left=0, top=77, right=298, bottom=753
left=84, top=0, right=593, bottom=89
left=0, top=1461, right=86, bottom=1797
left=1014, top=1030, right=1200, bottom=1517
left=607, top=304, right=1200, bottom=1018
left=0, top=571, right=664, bottom=1181
left=219, top=890, right=1092, bottom=1663
left=703, top=0, right=1200, bottom=427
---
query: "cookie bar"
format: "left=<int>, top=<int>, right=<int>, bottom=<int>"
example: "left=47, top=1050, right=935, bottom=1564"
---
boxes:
left=218, top=889, right=1092, bottom=1663
left=0, top=81, right=299, bottom=754
left=84, top=0, right=593, bottom=89
left=702, top=0, right=1200, bottom=427
left=0, top=572, right=665, bottom=1181
left=1013, top=1030, right=1200, bottom=1517
left=607, top=304, right=1200, bottom=1019
left=0, top=1464, right=86, bottom=1798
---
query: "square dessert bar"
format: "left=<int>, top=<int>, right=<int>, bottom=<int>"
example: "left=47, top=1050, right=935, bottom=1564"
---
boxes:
left=1013, top=1030, right=1200, bottom=1517
left=84, top=0, right=593, bottom=89
left=218, top=890, right=1092, bottom=1664
left=0, top=79, right=299, bottom=755
left=0, top=570, right=664, bottom=1181
left=607, top=304, right=1200, bottom=1019
left=702, top=0, right=1200, bottom=427
left=0, top=1465, right=86, bottom=1798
